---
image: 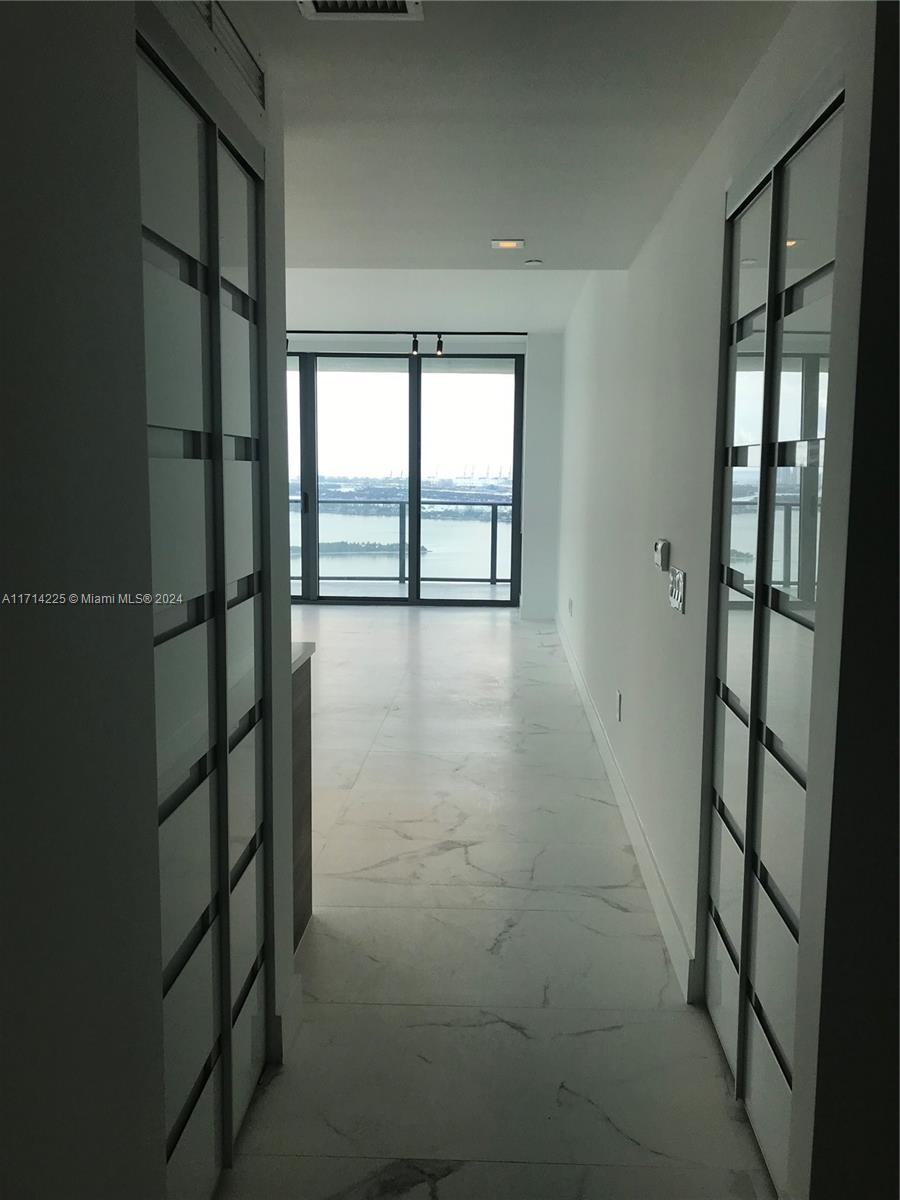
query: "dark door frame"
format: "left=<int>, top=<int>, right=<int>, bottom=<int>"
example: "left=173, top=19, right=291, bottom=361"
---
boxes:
left=287, top=347, right=526, bottom=608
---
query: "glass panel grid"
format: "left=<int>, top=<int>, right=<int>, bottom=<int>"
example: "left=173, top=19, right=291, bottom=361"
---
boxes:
left=722, top=447, right=761, bottom=593
left=730, top=187, right=771, bottom=321
left=140, top=60, right=268, bottom=1178
left=709, top=102, right=842, bottom=1136
left=777, top=109, right=844, bottom=294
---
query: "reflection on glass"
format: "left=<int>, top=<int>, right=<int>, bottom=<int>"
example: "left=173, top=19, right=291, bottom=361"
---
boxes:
left=731, top=187, right=771, bottom=321
left=710, top=809, right=744, bottom=949
left=717, top=584, right=754, bottom=713
left=713, top=697, right=749, bottom=837
left=725, top=322, right=765, bottom=446
left=770, top=442, right=823, bottom=613
left=760, top=607, right=814, bottom=777
left=778, top=109, right=843, bottom=292
left=722, top=447, right=760, bottom=592
left=287, top=359, right=302, bottom=596
left=756, top=746, right=805, bottom=928
left=421, top=359, right=515, bottom=601
left=316, top=358, right=409, bottom=599
left=748, top=879, right=798, bottom=1070
left=774, top=273, right=833, bottom=441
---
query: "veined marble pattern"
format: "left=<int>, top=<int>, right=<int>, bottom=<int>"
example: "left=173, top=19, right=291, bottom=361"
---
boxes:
left=224, top=607, right=774, bottom=1200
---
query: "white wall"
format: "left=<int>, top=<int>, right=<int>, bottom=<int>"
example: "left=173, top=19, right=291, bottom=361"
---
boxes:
left=1, top=6, right=166, bottom=1195
left=521, top=334, right=564, bottom=618
left=556, top=1, right=876, bottom=1000
left=286, top=269, right=588, bottom=333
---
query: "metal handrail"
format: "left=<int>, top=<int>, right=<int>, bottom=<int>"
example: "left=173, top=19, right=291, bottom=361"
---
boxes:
left=727, top=496, right=818, bottom=593
left=288, top=495, right=512, bottom=586
left=289, top=496, right=512, bottom=508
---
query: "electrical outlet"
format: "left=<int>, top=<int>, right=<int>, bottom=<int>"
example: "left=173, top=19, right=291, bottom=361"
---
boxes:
left=568, top=597, right=573, bottom=617
left=616, top=690, right=623, bottom=722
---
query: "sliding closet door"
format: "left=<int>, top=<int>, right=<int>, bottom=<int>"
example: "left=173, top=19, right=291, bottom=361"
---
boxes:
left=138, top=47, right=269, bottom=1198
left=706, top=103, right=843, bottom=1193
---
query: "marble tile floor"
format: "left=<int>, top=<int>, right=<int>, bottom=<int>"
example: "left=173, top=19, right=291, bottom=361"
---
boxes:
left=220, top=607, right=774, bottom=1200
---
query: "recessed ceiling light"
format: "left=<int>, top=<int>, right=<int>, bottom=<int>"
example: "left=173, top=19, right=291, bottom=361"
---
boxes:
left=491, top=239, right=525, bottom=250
left=524, top=259, right=543, bottom=267
left=785, top=239, right=798, bottom=247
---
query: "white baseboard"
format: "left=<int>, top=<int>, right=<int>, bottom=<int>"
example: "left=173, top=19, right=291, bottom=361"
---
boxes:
left=556, top=619, right=696, bottom=1001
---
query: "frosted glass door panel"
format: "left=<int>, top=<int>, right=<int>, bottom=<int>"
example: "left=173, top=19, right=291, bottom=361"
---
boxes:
left=709, top=811, right=743, bottom=950
left=155, top=623, right=214, bottom=798
left=717, top=586, right=754, bottom=712
left=218, top=145, right=256, bottom=298
left=137, top=57, right=207, bottom=262
left=757, top=747, right=806, bottom=925
left=149, top=459, right=213, bottom=601
left=220, top=303, right=257, bottom=438
left=707, top=106, right=842, bottom=1188
left=228, top=724, right=263, bottom=869
left=725, top=326, right=765, bottom=446
left=775, top=276, right=832, bottom=442
left=760, top=608, right=814, bottom=776
left=230, top=850, right=264, bottom=1000
left=712, top=699, right=749, bottom=836
left=143, top=262, right=210, bottom=432
left=778, top=110, right=843, bottom=292
left=224, top=462, right=260, bottom=584
left=158, top=777, right=216, bottom=968
left=730, top=188, right=771, bottom=320
left=166, top=1062, right=223, bottom=1200
left=163, top=925, right=220, bottom=1136
left=749, top=881, right=798, bottom=1069
left=227, top=597, right=262, bottom=728
left=706, top=917, right=739, bottom=1075
left=744, top=1009, right=791, bottom=1194
left=722, top=452, right=761, bottom=592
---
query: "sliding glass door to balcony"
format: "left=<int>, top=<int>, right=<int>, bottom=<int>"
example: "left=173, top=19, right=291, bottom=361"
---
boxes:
left=288, top=358, right=302, bottom=597
left=420, top=359, right=517, bottom=601
left=287, top=348, right=523, bottom=605
left=316, top=357, right=409, bottom=599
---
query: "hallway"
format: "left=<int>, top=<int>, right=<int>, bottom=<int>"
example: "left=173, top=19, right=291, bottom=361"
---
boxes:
left=220, top=608, right=774, bottom=1199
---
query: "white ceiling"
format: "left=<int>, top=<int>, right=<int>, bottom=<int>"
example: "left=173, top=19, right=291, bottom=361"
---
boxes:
left=285, top=266, right=595, bottom=331
left=235, top=0, right=790, bottom=271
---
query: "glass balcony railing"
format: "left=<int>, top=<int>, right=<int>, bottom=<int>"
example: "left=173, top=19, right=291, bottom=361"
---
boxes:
left=289, top=497, right=513, bottom=588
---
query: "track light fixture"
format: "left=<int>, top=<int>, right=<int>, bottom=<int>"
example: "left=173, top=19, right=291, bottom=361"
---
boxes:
left=411, top=333, right=419, bottom=356
left=436, top=334, right=444, bottom=356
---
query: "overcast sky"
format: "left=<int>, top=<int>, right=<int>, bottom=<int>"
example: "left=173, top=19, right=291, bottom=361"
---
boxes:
left=288, top=366, right=515, bottom=481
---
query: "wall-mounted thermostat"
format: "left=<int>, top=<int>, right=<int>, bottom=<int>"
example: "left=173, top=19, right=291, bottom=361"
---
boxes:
left=653, top=539, right=670, bottom=571
left=669, top=567, right=686, bottom=613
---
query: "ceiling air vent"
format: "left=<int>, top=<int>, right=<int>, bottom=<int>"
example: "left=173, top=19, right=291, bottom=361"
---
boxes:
left=298, top=1, right=424, bottom=21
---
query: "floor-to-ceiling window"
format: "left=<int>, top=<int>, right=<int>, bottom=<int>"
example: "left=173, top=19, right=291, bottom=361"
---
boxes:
left=287, top=337, right=524, bottom=606
left=419, top=358, right=520, bottom=601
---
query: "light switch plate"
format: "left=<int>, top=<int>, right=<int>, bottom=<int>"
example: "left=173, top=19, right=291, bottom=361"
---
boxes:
left=653, top=539, right=670, bottom=570
left=668, top=567, right=686, bottom=613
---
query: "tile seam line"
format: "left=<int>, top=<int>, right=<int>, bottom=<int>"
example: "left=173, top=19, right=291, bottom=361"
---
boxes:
left=231, top=1151, right=757, bottom=1171
left=340, top=664, right=411, bottom=788
left=293, top=1000, right=694, bottom=1013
